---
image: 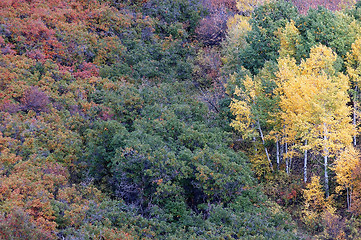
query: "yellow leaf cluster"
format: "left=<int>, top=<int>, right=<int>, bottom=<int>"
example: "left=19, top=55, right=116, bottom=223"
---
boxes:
left=346, top=37, right=361, bottom=86
left=276, top=45, right=353, bottom=156
left=277, top=20, right=301, bottom=58
left=236, top=0, right=270, bottom=14
left=333, top=146, right=360, bottom=193
left=303, top=176, right=326, bottom=212
left=230, top=75, right=261, bottom=138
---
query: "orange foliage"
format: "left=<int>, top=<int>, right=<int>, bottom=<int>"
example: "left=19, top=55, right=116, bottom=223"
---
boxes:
left=0, top=158, right=68, bottom=236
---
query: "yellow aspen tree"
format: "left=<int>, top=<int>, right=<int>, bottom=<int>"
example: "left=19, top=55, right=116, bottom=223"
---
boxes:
left=346, top=37, right=361, bottom=147
left=230, top=74, right=274, bottom=171
left=333, top=146, right=360, bottom=210
left=302, top=175, right=326, bottom=232
left=276, top=20, right=301, bottom=59
left=222, top=15, right=251, bottom=73
left=304, top=176, right=326, bottom=213
left=276, top=45, right=354, bottom=197
left=275, top=56, right=310, bottom=177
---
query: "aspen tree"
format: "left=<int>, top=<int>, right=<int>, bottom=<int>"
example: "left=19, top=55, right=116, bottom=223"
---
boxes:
left=333, top=146, right=360, bottom=210
left=346, top=37, right=361, bottom=146
left=230, top=75, right=274, bottom=171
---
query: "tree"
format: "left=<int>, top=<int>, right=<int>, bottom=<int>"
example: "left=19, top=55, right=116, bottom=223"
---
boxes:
left=333, top=146, right=360, bottom=210
left=346, top=37, right=361, bottom=146
left=276, top=20, right=301, bottom=59
left=230, top=71, right=277, bottom=172
left=296, top=6, right=360, bottom=63
left=239, top=0, right=298, bottom=74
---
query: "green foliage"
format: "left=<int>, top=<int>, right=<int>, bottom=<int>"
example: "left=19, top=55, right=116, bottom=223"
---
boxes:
left=296, top=6, right=359, bottom=64
left=143, top=0, right=207, bottom=35
left=57, top=193, right=297, bottom=240
left=239, top=0, right=299, bottom=74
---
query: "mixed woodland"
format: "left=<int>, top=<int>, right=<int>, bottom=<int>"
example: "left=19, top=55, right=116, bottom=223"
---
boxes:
left=2, top=0, right=361, bottom=239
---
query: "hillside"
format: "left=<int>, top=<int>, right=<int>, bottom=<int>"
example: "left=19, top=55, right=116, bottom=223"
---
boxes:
left=0, top=0, right=361, bottom=239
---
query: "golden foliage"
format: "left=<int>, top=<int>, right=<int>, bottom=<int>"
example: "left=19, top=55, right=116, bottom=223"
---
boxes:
left=276, top=45, right=353, bottom=158
left=236, top=0, right=270, bottom=14
left=277, top=20, right=301, bottom=58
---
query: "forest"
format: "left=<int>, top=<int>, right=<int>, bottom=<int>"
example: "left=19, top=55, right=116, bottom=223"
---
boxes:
left=1, top=0, right=361, bottom=239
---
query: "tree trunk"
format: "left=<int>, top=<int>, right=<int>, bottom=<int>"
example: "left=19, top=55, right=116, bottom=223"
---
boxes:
left=324, top=154, right=329, bottom=198
left=353, top=86, right=358, bottom=147
left=347, top=187, right=350, bottom=211
left=285, top=141, right=289, bottom=175
left=277, top=139, right=280, bottom=170
left=324, top=122, right=329, bottom=198
left=280, top=136, right=284, bottom=168
left=304, top=139, right=308, bottom=183
left=257, top=119, right=273, bottom=171
left=350, top=186, right=353, bottom=210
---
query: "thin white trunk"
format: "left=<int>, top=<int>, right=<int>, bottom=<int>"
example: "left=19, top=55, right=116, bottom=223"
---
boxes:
left=256, top=119, right=273, bottom=171
left=276, top=140, right=280, bottom=170
left=324, top=122, right=329, bottom=198
left=324, top=153, right=329, bottom=198
left=304, top=139, right=308, bottom=183
left=347, top=187, right=350, bottom=211
left=349, top=186, right=353, bottom=210
left=280, top=137, right=284, bottom=167
left=353, top=86, right=358, bottom=147
left=285, top=142, right=289, bottom=175
left=289, top=143, right=293, bottom=173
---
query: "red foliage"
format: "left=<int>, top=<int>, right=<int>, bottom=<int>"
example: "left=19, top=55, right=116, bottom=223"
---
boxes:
left=351, top=164, right=361, bottom=214
left=194, top=47, right=222, bottom=86
left=26, top=49, right=46, bottom=60
left=99, top=106, right=114, bottom=121
left=73, top=62, right=99, bottom=79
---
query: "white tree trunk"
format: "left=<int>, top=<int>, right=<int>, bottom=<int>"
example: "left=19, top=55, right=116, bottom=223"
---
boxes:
left=324, top=123, right=329, bottom=198
left=257, top=119, right=273, bottom=171
left=304, top=139, right=308, bottom=183
left=347, top=187, right=350, bottom=211
left=285, top=142, right=289, bottom=175
left=276, top=140, right=280, bottom=170
left=353, top=86, right=358, bottom=147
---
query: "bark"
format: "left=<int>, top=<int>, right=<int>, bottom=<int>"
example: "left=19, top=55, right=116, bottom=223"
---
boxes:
left=276, top=140, right=280, bottom=170
left=347, top=187, right=350, bottom=211
left=353, top=86, right=358, bottom=147
left=304, top=139, right=308, bottom=183
left=324, top=153, right=329, bottom=198
left=324, top=122, right=329, bottom=198
left=285, top=141, right=289, bottom=175
left=256, top=119, right=273, bottom=171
